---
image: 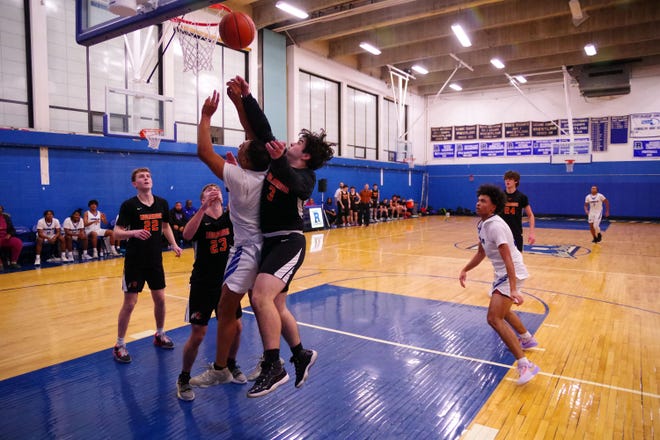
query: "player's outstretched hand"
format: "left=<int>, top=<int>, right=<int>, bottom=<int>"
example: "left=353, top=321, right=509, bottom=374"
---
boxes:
left=265, top=140, right=286, bottom=160
left=201, top=91, right=219, bottom=117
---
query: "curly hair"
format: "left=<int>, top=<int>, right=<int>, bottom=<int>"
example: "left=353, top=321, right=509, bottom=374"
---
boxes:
left=246, top=139, right=271, bottom=171
left=300, top=129, right=335, bottom=170
left=477, top=184, right=506, bottom=214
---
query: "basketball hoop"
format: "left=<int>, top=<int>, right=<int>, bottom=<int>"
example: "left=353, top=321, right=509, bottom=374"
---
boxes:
left=565, top=159, right=575, bottom=173
left=171, top=4, right=231, bottom=74
left=140, top=128, right=163, bottom=150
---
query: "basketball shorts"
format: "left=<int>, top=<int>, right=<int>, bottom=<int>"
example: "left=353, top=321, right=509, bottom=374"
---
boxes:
left=223, top=243, right=261, bottom=294
left=185, top=282, right=242, bottom=325
left=259, top=233, right=306, bottom=293
left=489, top=275, right=526, bottom=299
left=588, top=211, right=602, bottom=226
left=122, top=262, right=166, bottom=293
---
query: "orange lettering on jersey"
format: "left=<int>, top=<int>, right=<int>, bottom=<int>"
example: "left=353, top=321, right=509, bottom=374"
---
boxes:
left=266, top=172, right=290, bottom=194
left=139, top=213, right=163, bottom=221
left=205, top=228, right=230, bottom=239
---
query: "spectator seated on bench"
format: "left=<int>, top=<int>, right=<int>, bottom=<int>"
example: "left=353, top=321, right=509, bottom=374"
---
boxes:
left=0, top=205, right=23, bottom=271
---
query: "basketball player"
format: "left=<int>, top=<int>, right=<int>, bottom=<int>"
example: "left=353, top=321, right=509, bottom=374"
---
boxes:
left=501, top=171, right=536, bottom=252
left=370, top=183, right=380, bottom=221
left=584, top=185, right=610, bottom=243
left=459, top=184, right=540, bottom=385
left=176, top=184, right=246, bottom=401
left=62, top=209, right=91, bottom=262
left=111, top=168, right=183, bottom=364
left=188, top=87, right=270, bottom=389
left=227, top=75, right=334, bottom=398
left=84, top=199, right=119, bottom=258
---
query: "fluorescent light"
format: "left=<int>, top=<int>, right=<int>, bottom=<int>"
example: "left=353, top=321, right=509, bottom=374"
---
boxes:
left=276, top=1, right=309, bottom=19
left=411, top=65, right=428, bottom=75
left=451, top=24, right=472, bottom=47
left=568, top=0, right=583, bottom=20
left=514, top=75, right=527, bottom=83
left=584, top=43, right=597, bottom=56
left=449, top=83, right=462, bottom=91
left=490, top=58, right=505, bottom=69
left=359, top=42, right=381, bottom=55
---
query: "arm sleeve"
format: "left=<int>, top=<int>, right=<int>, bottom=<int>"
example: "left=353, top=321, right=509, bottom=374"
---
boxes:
left=242, top=94, right=276, bottom=143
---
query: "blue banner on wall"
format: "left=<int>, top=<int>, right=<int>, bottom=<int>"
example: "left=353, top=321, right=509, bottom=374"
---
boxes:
left=433, top=143, right=455, bottom=158
left=506, top=140, right=533, bottom=156
left=480, top=141, right=505, bottom=157
left=633, top=140, right=660, bottom=157
left=610, top=115, right=629, bottom=144
left=456, top=143, right=479, bottom=158
left=533, top=139, right=553, bottom=155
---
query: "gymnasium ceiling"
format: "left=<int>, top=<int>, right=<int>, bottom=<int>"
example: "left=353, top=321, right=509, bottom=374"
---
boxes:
left=227, top=0, right=660, bottom=95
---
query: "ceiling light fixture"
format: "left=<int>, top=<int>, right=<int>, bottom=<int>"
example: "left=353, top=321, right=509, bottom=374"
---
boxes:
left=514, top=75, right=527, bottom=83
left=449, top=83, right=463, bottom=91
left=584, top=43, right=597, bottom=56
left=451, top=24, right=472, bottom=47
left=411, top=65, right=428, bottom=75
left=359, top=42, right=381, bottom=55
left=275, top=1, right=309, bottom=19
left=490, top=58, right=505, bottom=69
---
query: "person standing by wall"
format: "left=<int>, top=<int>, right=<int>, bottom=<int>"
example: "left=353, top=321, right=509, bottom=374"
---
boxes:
left=111, top=167, right=183, bottom=363
left=359, top=183, right=372, bottom=226
left=584, top=185, right=610, bottom=243
left=501, top=171, right=536, bottom=252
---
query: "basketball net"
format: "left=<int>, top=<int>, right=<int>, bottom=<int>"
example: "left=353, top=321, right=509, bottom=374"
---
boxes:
left=140, top=128, right=163, bottom=150
left=172, top=4, right=231, bottom=74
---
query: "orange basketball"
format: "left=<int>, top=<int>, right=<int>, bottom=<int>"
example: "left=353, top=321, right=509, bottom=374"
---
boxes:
left=219, top=12, right=256, bottom=50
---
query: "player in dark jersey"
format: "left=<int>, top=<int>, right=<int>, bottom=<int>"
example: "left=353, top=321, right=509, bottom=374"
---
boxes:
left=228, top=75, right=334, bottom=398
left=112, top=167, right=183, bottom=364
left=371, top=183, right=380, bottom=222
left=501, top=170, right=536, bottom=252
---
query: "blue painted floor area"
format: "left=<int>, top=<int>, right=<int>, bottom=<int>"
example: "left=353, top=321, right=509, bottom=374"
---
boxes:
left=0, top=285, right=546, bottom=439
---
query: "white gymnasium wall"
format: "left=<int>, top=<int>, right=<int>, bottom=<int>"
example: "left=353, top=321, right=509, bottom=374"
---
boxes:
left=286, top=46, right=427, bottom=162
left=425, top=68, right=660, bottom=164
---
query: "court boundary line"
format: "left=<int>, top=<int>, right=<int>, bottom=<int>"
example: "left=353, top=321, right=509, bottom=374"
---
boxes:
left=241, top=311, right=660, bottom=400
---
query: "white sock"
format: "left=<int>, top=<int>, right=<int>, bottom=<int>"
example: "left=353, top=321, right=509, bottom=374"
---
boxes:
left=518, top=357, right=530, bottom=366
left=520, top=331, right=532, bottom=340
left=157, top=328, right=164, bottom=335
left=116, top=338, right=125, bottom=346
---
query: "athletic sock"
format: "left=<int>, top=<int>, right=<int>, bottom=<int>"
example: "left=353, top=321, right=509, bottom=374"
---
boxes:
left=264, top=349, right=280, bottom=366
left=116, top=337, right=125, bottom=346
left=518, top=356, right=530, bottom=366
left=291, top=343, right=304, bottom=358
left=520, top=331, right=532, bottom=340
left=212, top=362, right=226, bottom=370
left=227, top=358, right=236, bottom=370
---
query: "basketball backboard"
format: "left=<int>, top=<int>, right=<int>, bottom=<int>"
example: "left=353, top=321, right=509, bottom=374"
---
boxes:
left=104, top=87, right=176, bottom=141
left=76, top=0, right=225, bottom=46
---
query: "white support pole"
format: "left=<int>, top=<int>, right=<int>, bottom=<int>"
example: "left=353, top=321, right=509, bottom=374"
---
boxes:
left=562, top=66, right=576, bottom=154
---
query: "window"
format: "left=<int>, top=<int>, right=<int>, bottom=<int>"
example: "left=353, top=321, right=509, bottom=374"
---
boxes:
left=0, top=0, right=29, bottom=127
left=383, top=98, right=408, bottom=161
left=298, top=71, right=339, bottom=153
left=346, top=86, right=377, bottom=160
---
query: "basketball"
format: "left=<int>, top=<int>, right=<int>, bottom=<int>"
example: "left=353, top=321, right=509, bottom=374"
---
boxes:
left=406, top=199, right=414, bottom=209
left=219, top=12, right=256, bottom=51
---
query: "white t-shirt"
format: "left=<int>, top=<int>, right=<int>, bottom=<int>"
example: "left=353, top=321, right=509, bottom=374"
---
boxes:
left=63, top=217, right=85, bottom=238
left=477, top=215, right=529, bottom=280
left=36, top=218, right=61, bottom=238
left=223, top=163, right=267, bottom=246
left=84, top=210, right=104, bottom=234
left=585, top=193, right=606, bottom=215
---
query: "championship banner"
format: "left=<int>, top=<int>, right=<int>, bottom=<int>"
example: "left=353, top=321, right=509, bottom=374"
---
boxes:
left=630, top=113, right=660, bottom=138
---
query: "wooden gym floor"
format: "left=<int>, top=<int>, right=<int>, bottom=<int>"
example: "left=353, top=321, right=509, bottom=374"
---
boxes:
left=0, top=216, right=658, bottom=439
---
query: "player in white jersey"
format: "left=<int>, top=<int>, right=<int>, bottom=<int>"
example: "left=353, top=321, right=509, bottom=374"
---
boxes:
left=584, top=185, right=610, bottom=243
left=188, top=87, right=271, bottom=390
left=84, top=199, right=119, bottom=258
left=459, top=184, right=540, bottom=385
left=35, top=209, right=66, bottom=265
left=62, top=209, right=92, bottom=262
